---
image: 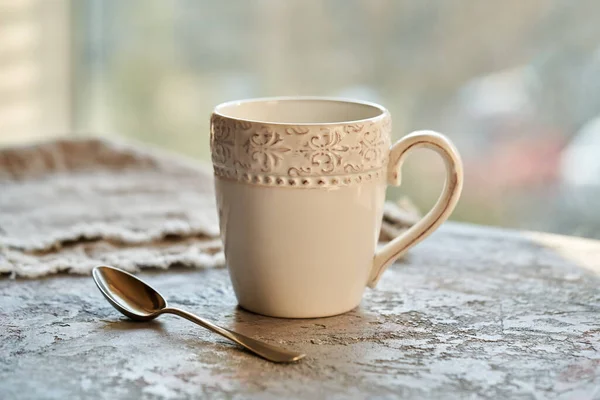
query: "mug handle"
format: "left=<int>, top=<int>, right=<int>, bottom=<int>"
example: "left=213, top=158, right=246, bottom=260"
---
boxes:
left=367, top=130, right=464, bottom=288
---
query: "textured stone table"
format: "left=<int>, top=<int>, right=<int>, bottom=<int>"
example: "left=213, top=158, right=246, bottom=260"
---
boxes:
left=1, top=223, right=599, bottom=399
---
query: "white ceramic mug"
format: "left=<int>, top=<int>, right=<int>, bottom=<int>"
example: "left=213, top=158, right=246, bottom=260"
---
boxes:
left=210, top=97, right=463, bottom=318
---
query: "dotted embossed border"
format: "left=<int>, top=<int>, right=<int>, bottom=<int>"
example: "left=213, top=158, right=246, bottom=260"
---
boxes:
left=213, top=166, right=385, bottom=188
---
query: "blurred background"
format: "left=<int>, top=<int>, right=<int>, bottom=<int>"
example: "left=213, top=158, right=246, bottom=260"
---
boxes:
left=2, top=0, right=600, bottom=237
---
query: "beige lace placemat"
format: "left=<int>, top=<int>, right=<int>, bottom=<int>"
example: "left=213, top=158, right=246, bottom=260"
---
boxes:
left=0, top=137, right=420, bottom=278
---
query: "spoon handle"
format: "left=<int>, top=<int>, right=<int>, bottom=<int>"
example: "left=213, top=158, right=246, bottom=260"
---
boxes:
left=161, top=307, right=305, bottom=363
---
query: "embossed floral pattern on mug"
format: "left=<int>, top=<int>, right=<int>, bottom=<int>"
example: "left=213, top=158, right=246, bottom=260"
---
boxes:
left=210, top=113, right=391, bottom=186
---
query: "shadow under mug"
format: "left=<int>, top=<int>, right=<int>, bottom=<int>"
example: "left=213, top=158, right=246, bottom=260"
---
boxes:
left=210, top=97, right=463, bottom=318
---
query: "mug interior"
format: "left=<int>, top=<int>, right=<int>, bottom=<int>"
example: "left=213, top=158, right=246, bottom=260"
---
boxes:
left=214, top=97, right=386, bottom=124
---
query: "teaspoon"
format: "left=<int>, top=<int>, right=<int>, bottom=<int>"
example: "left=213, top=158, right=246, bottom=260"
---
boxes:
left=92, top=265, right=305, bottom=363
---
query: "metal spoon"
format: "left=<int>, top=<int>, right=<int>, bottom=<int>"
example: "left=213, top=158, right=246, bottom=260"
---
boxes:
left=92, top=265, right=305, bottom=363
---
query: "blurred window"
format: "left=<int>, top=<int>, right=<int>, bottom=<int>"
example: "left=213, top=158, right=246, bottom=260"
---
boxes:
left=0, top=0, right=71, bottom=143
left=2, top=0, right=600, bottom=238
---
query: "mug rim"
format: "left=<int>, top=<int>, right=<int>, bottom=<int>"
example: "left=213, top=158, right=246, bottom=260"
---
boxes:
left=213, top=96, right=389, bottom=126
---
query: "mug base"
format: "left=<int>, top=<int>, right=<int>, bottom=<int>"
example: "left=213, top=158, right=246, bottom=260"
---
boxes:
left=237, top=302, right=360, bottom=319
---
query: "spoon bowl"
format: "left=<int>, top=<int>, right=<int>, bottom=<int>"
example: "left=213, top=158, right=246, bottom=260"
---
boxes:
left=92, top=266, right=305, bottom=363
left=93, top=266, right=166, bottom=321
